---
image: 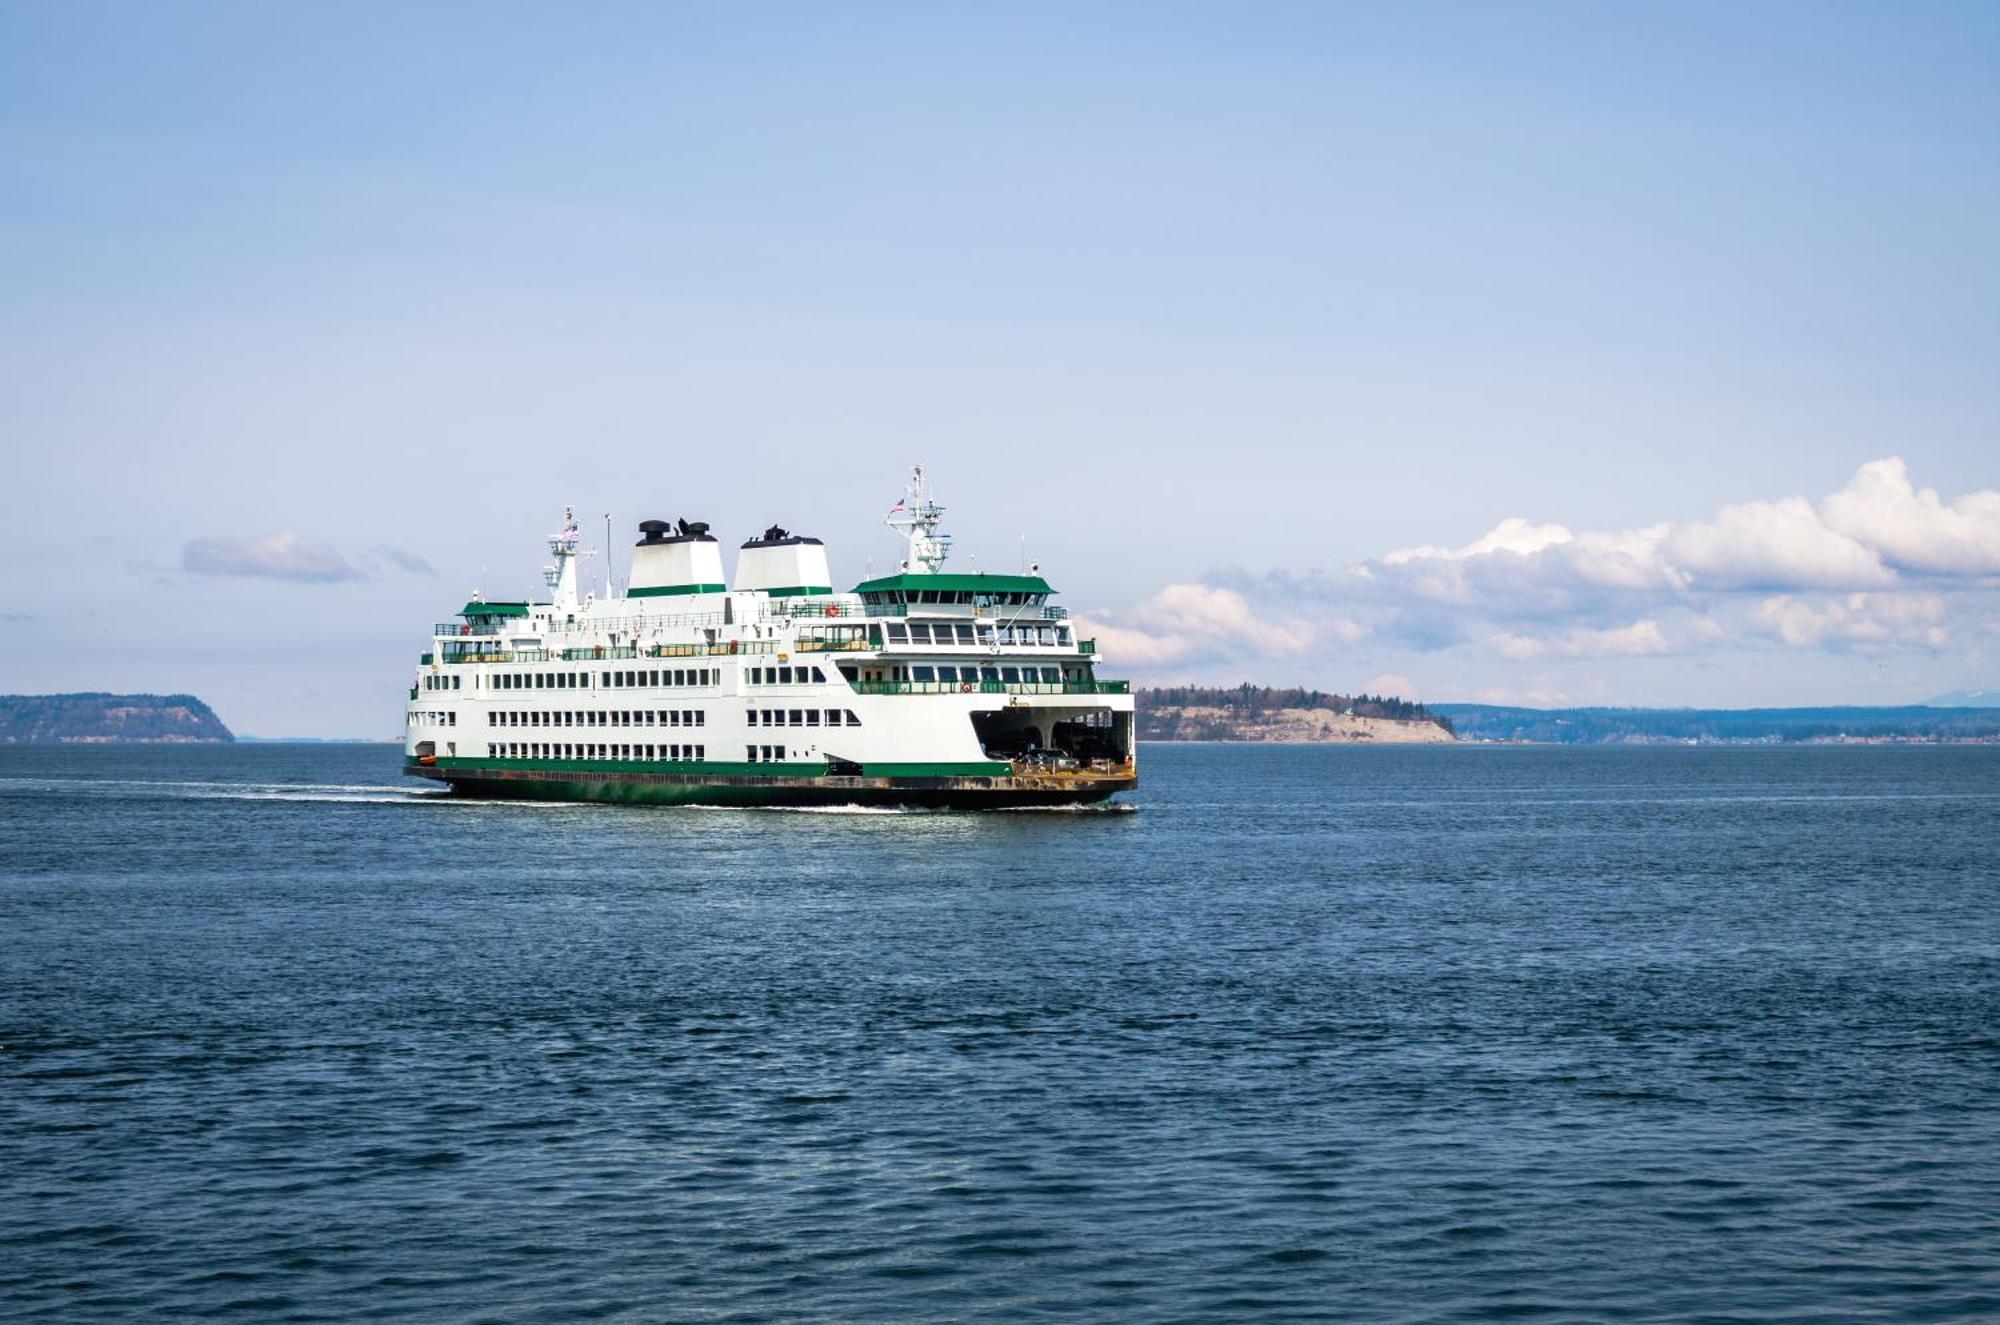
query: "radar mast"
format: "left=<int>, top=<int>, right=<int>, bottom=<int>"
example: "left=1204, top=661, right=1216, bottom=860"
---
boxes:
left=543, top=505, right=594, bottom=609
left=886, top=465, right=952, bottom=574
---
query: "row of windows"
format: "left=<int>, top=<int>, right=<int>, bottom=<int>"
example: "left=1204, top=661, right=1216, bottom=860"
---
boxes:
left=884, top=622, right=1069, bottom=647
left=410, top=710, right=458, bottom=726
left=601, top=667, right=718, bottom=688
left=487, top=709, right=706, bottom=729
left=912, top=664, right=1065, bottom=684
left=745, top=665, right=828, bottom=685
left=495, top=671, right=584, bottom=690
left=746, top=745, right=787, bottom=762
left=864, top=590, right=1044, bottom=606
left=497, top=742, right=706, bottom=762
left=422, top=674, right=462, bottom=690
left=748, top=708, right=859, bottom=728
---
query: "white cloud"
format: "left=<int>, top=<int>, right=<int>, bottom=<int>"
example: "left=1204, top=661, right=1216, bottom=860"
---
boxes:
left=1101, top=458, right=1996, bottom=685
left=1819, top=457, right=2000, bottom=576
left=1364, top=672, right=1418, bottom=698
left=1748, top=593, right=1950, bottom=650
left=1076, top=583, right=1320, bottom=668
left=1663, top=496, right=1891, bottom=591
left=180, top=533, right=436, bottom=583
left=1491, top=619, right=1672, bottom=661
left=182, top=532, right=363, bottom=583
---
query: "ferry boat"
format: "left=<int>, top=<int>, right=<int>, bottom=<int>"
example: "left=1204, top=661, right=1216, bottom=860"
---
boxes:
left=403, top=468, right=1137, bottom=807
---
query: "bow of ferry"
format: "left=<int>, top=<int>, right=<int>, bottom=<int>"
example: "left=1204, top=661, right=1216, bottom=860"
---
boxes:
left=403, top=470, right=1136, bottom=808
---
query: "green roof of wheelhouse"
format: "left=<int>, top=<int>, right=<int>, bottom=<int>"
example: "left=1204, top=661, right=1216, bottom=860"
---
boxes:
left=460, top=601, right=533, bottom=617
left=851, top=573, right=1053, bottom=596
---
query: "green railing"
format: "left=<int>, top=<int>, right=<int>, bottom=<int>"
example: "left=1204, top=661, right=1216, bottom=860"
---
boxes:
left=1077, top=639, right=1097, bottom=656
left=849, top=679, right=1128, bottom=697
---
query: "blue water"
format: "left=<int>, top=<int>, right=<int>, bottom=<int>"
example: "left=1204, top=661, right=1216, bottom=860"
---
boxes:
left=2, top=743, right=1996, bottom=1323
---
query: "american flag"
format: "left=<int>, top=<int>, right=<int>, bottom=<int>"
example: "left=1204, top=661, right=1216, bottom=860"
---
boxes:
left=887, top=498, right=906, bottom=516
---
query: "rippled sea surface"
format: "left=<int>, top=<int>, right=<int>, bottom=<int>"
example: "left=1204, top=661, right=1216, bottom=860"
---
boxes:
left=2, top=743, right=1997, bottom=1323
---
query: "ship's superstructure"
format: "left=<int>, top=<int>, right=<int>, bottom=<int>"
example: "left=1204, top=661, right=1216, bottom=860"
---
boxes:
left=404, top=469, right=1136, bottom=807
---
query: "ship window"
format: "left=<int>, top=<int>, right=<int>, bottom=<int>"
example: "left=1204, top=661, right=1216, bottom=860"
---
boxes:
left=747, top=746, right=758, bottom=762
left=810, top=667, right=825, bottom=682
left=1041, top=667, right=1060, bottom=683
left=824, top=708, right=841, bottom=725
left=844, top=710, right=859, bottom=725
left=953, top=624, right=974, bottom=644
left=1002, top=667, right=1020, bottom=683
left=908, top=624, right=931, bottom=644
left=981, top=666, right=999, bottom=681
left=935, top=666, right=957, bottom=682
left=886, top=624, right=907, bottom=643
left=913, top=666, right=935, bottom=682
left=805, top=709, right=820, bottom=726
left=789, top=709, right=802, bottom=726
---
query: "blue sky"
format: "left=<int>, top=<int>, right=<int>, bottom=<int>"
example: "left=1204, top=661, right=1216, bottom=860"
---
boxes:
left=4, top=2, right=1998, bottom=734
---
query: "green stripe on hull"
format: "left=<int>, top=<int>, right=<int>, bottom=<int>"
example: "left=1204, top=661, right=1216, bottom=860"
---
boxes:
left=404, top=757, right=1130, bottom=808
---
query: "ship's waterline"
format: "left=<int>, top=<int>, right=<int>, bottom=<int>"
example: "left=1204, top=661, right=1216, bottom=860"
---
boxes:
left=404, top=467, right=1136, bottom=807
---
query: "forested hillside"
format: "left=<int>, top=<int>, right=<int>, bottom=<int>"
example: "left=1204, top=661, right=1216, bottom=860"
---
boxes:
left=0, top=694, right=235, bottom=744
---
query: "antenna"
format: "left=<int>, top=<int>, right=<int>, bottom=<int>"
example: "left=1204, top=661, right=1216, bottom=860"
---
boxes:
left=604, top=512, right=614, bottom=599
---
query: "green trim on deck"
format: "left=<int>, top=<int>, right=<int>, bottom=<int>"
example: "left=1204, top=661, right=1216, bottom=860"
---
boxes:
left=851, top=572, right=1053, bottom=596
left=763, top=585, right=834, bottom=597
left=461, top=601, right=532, bottom=617
left=627, top=583, right=727, bottom=598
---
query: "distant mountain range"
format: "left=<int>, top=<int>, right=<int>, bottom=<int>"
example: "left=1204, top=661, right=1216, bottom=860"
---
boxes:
left=1926, top=689, right=2000, bottom=708
left=1430, top=703, right=2000, bottom=745
left=0, top=693, right=234, bottom=744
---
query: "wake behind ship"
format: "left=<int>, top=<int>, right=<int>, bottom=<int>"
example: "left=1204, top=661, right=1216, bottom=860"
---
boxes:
left=403, top=469, right=1136, bottom=807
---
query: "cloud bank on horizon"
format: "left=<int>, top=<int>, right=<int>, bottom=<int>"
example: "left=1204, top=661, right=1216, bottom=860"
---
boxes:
left=1080, top=458, right=2000, bottom=699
